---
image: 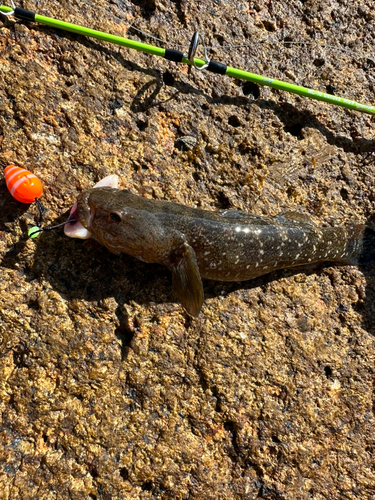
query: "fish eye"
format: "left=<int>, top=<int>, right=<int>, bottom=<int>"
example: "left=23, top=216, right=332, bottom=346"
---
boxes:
left=109, top=211, right=122, bottom=222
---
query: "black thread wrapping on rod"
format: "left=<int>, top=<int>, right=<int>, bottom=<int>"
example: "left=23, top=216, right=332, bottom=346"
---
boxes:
left=207, top=60, right=227, bottom=75
left=14, top=7, right=36, bottom=21
left=164, top=49, right=184, bottom=63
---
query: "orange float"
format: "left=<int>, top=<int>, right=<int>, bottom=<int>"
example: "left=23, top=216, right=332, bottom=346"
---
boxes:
left=4, top=165, right=43, bottom=203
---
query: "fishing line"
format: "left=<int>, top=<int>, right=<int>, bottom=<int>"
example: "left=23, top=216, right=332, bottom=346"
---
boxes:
left=0, top=2, right=374, bottom=114
left=28, top=219, right=77, bottom=238
left=128, top=24, right=372, bottom=61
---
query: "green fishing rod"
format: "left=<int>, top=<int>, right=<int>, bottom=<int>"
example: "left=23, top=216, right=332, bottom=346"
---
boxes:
left=1, top=2, right=375, bottom=115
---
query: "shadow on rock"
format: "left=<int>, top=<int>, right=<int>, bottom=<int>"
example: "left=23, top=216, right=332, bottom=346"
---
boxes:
left=253, top=99, right=375, bottom=154
left=24, top=20, right=375, bottom=154
left=26, top=218, right=171, bottom=304
left=356, top=263, right=375, bottom=336
left=0, top=182, right=30, bottom=224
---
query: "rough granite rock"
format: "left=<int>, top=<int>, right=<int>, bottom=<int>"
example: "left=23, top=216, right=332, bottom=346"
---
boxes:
left=0, top=0, right=375, bottom=499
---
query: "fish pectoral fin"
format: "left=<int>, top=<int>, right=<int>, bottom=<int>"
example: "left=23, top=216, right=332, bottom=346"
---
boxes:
left=169, top=242, right=204, bottom=317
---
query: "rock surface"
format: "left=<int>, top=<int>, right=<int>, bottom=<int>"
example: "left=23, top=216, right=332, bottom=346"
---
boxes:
left=0, top=0, right=375, bottom=498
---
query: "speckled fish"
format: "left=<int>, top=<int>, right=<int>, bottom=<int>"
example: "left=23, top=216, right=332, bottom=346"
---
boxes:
left=65, top=175, right=374, bottom=316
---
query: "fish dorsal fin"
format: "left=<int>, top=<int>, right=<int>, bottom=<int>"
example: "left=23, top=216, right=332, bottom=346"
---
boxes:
left=220, top=209, right=252, bottom=219
left=169, top=242, right=204, bottom=317
left=276, top=211, right=315, bottom=225
left=220, top=210, right=272, bottom=225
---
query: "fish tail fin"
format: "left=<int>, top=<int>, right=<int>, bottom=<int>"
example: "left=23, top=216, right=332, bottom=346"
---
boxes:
left=357, top=225, right=375, bottom=265
left=321, top=224, right=374, bottom=265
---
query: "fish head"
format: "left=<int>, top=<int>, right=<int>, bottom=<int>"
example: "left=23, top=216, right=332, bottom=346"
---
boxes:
left=64, top=174, right=119, bottom=239
left=66, top=180, right=171, bottom=261
left=75, top=186, right=132, bottom=252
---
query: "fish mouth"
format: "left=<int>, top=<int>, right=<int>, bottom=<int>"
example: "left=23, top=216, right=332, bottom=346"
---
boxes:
left=64, top=174, right=119, bottom=239
left=64, top=200, right=93, bottom=239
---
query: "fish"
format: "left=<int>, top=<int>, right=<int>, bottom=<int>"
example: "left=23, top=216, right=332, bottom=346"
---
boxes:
left=65, top=175, right=374, bottom=317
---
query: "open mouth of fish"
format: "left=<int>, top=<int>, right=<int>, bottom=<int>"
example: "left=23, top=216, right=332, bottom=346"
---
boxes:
left=64, top=174, right=119, bottom=239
